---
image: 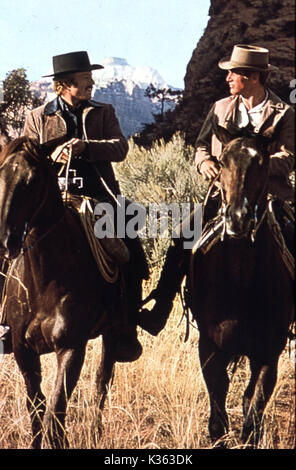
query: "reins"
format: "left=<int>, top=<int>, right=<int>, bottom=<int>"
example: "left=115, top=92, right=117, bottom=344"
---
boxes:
left=56, top=143, right=74, bottom=196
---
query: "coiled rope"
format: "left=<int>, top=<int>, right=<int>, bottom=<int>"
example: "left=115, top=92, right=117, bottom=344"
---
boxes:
left=75, top=195, right=119, bottom=284
left=56, top=142, right=120, bottom=283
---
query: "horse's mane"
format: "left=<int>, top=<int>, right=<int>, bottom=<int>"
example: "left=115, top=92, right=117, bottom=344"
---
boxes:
left=0, top=136, right=41, bottom=164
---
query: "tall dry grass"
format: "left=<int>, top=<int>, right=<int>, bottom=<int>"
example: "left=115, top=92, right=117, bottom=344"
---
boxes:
left=0, top=283, right=295, bottom=449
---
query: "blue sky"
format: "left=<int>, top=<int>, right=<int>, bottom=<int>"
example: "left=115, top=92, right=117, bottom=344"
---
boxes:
left=0, top=0, right=210, bottom=88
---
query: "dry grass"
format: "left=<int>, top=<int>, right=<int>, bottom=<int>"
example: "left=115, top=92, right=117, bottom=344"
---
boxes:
left=0, top=278, right=295, bottom=450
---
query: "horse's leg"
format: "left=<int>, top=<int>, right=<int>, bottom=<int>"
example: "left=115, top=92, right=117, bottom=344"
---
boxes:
left=95, top=336, right=116, bottom=437
left=96, top=337, right=115, bottom=410
left=43, top=345, right=86, bottom=449
left=242, top=360, right=261, bottom=421
left=14, top=347, right=46, bottom=449
left=241, top=358, right=278, bottom=447
left=199, top=335, right=230, bottom=445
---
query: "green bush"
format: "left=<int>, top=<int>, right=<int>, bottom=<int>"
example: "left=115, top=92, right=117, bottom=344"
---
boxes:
left=115, top=133, right=208, bottom=269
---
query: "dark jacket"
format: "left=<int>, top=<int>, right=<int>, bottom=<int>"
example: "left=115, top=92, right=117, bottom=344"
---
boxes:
left=24, top=97, right=128, bottom=197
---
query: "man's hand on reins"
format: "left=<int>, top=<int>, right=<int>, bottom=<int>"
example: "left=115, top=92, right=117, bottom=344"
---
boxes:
left=200, top=160, right=220, bottom=180
left=51, top=138, right=86, bottom=163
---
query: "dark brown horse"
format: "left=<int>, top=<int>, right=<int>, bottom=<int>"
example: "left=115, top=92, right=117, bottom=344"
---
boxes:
left=0, top=137, right=139, bottom=448
left=187, top=126, right=294, bottom=447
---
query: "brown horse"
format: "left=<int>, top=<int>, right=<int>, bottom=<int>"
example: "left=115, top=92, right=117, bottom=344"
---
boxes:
left=187, top=126, right=294, bottom=447
left=0, top=137, right=141, bottom=448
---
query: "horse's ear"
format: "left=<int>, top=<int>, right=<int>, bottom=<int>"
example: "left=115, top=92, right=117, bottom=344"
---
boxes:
left=212, top=116, right=233, bottom=145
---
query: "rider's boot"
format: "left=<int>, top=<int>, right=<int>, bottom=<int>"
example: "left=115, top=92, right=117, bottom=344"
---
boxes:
left=138, top=193, right=222, bottom=337
left=105, top=323, right=143, bottom=363
left=108, top=236, right=149, bottom=362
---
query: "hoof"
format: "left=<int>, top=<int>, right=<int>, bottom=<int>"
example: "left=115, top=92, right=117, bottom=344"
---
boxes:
left=114, top=338, right=143, bottom=363
left=107, top=327, right=143, bottom=363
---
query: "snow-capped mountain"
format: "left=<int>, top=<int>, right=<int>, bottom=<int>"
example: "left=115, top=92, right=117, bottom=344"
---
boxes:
left=93, top=57, right=167, bottom=90
left=30, top=58, right=182, bottom=138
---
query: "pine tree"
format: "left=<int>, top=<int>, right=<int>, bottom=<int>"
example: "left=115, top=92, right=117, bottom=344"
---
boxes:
left=0, top=68, right=44, bottom=138
left=145, top=83, right=182, bottom=120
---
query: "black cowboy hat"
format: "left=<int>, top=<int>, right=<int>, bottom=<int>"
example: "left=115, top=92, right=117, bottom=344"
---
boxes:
left=43, top=51, right=104, bottom=78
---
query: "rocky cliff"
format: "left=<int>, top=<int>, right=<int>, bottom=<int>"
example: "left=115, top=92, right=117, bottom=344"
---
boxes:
left=136, top=0, right=295, bottom=146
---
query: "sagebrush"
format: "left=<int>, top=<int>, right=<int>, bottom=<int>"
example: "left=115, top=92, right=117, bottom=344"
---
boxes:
left=114, top=133, right=207, bottom=269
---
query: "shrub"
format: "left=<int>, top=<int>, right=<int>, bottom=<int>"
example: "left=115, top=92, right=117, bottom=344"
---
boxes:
left=115, top=133, right=208, bottom=269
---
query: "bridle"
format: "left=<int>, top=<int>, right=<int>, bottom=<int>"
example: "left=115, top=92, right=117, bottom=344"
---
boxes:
left=218, top=156, right=270, bottom=243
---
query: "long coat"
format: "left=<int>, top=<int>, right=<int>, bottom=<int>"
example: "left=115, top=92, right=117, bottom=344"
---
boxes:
left=24, top=98, right=128, bottom=197
left=195, top=89, right=295, bottom=201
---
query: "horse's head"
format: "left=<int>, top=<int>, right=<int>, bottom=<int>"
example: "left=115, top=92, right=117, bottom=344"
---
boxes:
left=0, top=137, right=60, bottom=258
left=215, top=124, right=270, bottom=240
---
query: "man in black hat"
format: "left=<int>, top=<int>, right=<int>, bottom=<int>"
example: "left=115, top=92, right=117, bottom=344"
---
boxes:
left=22, top=51, right=149, bottom=362
left=24, top=51, right=127, bottom=199
left=139, top=44, right=294, bottom=337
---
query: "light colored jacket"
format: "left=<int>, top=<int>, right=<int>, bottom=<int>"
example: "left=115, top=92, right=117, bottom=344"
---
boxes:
left=195, top=89, right=295, bottom=201
left=24, top=98, right=128, bottom=195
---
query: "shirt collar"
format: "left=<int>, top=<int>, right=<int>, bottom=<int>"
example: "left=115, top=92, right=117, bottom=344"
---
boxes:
left=58, top=96, right=89, bottom=113
left=240, top=90, right=269, bottom=114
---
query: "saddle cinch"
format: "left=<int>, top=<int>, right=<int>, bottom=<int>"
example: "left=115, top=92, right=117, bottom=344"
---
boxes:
left=62, top=192, right=130, bottom=284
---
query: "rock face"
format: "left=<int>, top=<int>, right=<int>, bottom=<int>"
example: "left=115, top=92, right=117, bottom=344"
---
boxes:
left=137, top=0, right=295, bottom=146
left=93, top=80, right=158, bottom=138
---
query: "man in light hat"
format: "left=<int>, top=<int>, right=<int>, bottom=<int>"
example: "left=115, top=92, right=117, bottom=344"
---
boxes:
left=195, top=44, right=294, bottom=199
left=139, top=44, right=294, bottom=337
left=20, top=51, right=149, bottom=362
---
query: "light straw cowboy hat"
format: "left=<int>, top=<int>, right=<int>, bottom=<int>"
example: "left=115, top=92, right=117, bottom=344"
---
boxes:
left=218, top=44, right=278, bottom=72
